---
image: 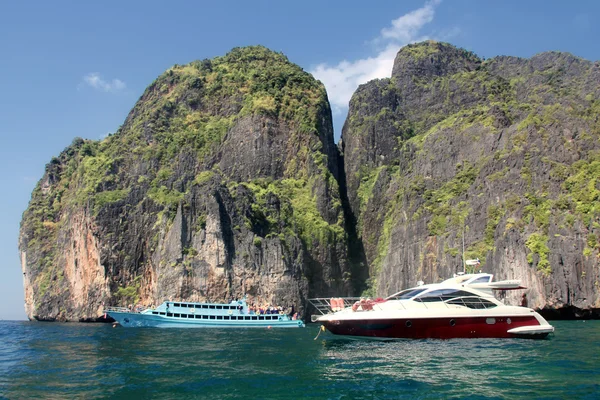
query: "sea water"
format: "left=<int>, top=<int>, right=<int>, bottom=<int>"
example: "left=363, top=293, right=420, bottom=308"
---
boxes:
left=0, top=320, right=598, bottom=399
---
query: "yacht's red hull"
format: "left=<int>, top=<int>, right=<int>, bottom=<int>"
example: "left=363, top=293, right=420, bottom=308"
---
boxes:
left=321, top=315, right=549, bottom=339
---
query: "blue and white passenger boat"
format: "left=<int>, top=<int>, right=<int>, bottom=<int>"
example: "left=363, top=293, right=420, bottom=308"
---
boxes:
left=104, top=298, right=305, bottom=328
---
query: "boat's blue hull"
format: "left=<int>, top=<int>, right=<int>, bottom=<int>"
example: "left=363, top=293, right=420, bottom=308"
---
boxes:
left=108, top=311, right=305, bottom=328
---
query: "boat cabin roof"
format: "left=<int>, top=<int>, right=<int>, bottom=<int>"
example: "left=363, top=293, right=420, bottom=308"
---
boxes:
left=385, top=273, right=495, bottom=301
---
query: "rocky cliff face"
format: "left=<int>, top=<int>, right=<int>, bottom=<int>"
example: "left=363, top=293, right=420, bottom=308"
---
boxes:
left=342, top=41, right=600, bottom=317
left=20, top=42, right=600, bottom=321
left=19, top=46, right=357, bottom=321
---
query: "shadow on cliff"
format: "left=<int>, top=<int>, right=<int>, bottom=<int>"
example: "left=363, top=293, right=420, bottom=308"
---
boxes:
left=337, top=146, right=369, bottom=295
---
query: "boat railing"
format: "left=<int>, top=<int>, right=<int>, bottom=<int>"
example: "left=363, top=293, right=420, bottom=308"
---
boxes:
left=104, top=306, right=138, bottom=313
left=307, top=297, right=362, bottom=316
left=444, top=296, right=497, bottom=309
left=414, top=297, right=457, bottom=309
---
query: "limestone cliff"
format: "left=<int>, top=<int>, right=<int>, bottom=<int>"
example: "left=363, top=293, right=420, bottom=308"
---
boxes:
left=19, top=46, right=357, bottom=321
left=20, top=42, right=600, bottom=321
left=342, top=41, right=600, bottom=317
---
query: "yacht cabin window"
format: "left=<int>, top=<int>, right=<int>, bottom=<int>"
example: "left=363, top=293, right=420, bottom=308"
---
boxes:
left=415, top=289, right=478, bottom=302
left=386, top=288, right=427, bottom=300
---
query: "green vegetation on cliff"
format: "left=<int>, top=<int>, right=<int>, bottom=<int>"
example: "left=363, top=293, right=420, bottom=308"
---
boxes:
left=344, top=40, right=600, bottom=299
left=20, top=46, right=351, bottom=320
left=19, top=41, right=600, bottom=320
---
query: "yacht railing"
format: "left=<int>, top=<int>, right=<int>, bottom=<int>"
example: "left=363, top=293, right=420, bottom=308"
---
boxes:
left=307, top=297, right=362, bottom=315
left=413, top=296, right=497, bottom=310
left=445, top=296, right=497, bottom=309
left=309, top=295, right=496, bottom=318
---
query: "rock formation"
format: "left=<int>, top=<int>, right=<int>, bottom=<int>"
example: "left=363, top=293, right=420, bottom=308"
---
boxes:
left=19, top=42, right=600, bottom=321
left=19, top=47, right=358, bottom=321
left=342, top=41, right=600, bottom=318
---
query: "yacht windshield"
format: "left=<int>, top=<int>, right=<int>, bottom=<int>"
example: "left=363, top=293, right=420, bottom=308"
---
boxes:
left=386, top=288, right=427, bottom=300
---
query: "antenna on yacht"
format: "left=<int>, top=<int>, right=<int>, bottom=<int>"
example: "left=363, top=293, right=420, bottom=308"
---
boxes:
left=462, top=226, right=466, bottom=274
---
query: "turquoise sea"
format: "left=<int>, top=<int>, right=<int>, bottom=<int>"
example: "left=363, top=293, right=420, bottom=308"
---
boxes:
left=0, top=320, right=598, bottom=399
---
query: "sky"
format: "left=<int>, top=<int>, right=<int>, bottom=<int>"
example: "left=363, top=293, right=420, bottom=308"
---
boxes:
left=0, top=0, right=598, bottom=320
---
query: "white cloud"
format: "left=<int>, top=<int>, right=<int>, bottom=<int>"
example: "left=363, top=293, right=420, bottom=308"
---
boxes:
left=380, top=0, right=440, bottom=42
left=311, top=0, right=447, bottom=114
left=81, top=73, right=126, bottom=93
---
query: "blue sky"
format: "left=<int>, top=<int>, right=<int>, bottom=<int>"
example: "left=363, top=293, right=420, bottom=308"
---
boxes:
left=0, top=0, right=598, bottom=320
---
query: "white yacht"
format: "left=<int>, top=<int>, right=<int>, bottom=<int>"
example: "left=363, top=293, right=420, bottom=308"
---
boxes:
left=312, top=273, right=554, bottom=339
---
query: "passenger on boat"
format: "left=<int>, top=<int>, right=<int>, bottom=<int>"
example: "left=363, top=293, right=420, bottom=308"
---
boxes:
left=521, top=293, right=528, bottom=307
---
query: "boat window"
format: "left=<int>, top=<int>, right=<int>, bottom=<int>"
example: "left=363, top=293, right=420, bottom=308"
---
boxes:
left=470, top=276, right=492, bottom=284
left=251, top=316, right=257, bottom=320
left=174, top=313, right=180, bottom=318
left=152, top=311, right=158, bottom=315
left=195, top=315, right=201, bottom=319
left=216, top=316, right=223, bottom=320
left=209, top=316, right=215, bottom=320
left=209, top=305, right=215, bottom=309
left=201, top=305, right=208, bottom=309
left=216, top=306, right=222, bottom=310
left=224, top=316, right=230, bottom=320
left=160, top=312, right=166, bottom=315
left=202, top=315, right=208, bottom=319
left=386, top=288, right=428, bottom=300
left=258, top=316, right=264, bottom=320
left=167, top=313, right=173, bottom=317
left=244, top=316, right=250, bottom=320
left=416, top=289, right=476, bottom=302
left=447, top=297, right=497, bottom=309
left=174, top=303, right=180, bottom=307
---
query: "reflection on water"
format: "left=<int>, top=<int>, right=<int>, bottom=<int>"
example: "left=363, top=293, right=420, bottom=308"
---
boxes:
left=318, top=339, right=552, bottom=398
left=0, top=321, right=598, bottom=399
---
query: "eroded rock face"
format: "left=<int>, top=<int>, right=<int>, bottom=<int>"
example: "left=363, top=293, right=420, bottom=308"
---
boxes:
left=19, top=46, right=355, bottom=321
left=19, top=42, right=600, bottom=321
left=343, top=41, right=600, bottom=316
